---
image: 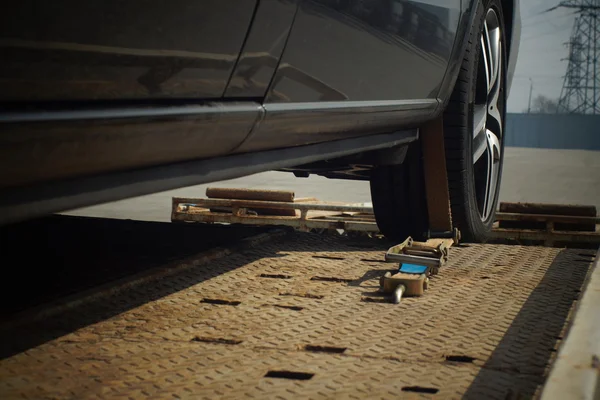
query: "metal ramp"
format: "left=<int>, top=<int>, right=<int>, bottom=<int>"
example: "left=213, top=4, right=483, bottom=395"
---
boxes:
left=0, top=228, right=595, bottom=399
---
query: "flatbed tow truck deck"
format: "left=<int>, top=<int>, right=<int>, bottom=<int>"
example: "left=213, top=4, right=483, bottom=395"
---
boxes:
left=1, top=218, right=597, bottom=399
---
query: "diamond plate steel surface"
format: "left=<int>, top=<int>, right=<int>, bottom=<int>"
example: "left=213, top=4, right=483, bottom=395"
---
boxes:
left=0, top=231, right=594, bottom=399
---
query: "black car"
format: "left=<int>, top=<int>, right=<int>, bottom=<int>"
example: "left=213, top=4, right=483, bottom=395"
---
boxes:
left=0, top=0, right=520, bottom=241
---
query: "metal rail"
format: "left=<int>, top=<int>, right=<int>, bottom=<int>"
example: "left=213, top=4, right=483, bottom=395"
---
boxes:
left=173, top=197, right=374, bottom=214
left=172, top=197, right=600, bottom=245
left=540, top=247, right=600, bottom=400
left=171, top=197, right=379, bottom=233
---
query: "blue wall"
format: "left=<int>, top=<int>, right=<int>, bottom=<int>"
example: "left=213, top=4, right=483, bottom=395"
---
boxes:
left=505, top=113, right=600, bottom=150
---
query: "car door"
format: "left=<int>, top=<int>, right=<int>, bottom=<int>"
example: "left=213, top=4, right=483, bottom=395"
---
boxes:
left=224, top=0, right=299, bottom=99
left=0, top=0, right=258, bottom=101
left=265, top=0, right=461, bottom=103
left=234, top=0, right=462, bottom=153
left=0, top=0, right=272, bottom=190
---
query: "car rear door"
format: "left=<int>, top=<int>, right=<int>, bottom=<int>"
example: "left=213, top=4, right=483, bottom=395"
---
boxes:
left=264, top=0, right=462, bottom=103
left=0, top=0, right=258, bottom=102
left=223, top=0, right=299, bottom=99
left=232, top=0, right=462, bottom=153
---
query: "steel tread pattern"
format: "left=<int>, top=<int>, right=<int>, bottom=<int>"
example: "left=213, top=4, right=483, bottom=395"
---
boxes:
left=0, top=231, right=594, bottom=399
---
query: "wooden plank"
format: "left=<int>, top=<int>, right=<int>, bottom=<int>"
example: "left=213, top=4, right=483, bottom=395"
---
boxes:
left=206, top=188, right=295, bottom=202
left=205, top=188, right=296, bottom=216
left=498, top=202, right=597, bottom=232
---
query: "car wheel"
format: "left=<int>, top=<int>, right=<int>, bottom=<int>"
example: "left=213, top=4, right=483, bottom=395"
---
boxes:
left=443, top=0, right=507, bottom=242
left=370, top=145, right=429, bottom=241
left=370, top=0, right=506, bottom=243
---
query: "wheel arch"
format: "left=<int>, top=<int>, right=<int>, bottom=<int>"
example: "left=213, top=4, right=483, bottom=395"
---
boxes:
left=437, top=0, right=519, bottom=107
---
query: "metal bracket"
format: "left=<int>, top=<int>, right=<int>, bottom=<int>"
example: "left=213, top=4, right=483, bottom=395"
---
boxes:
left=379, top=232, right=459, bottom=303
left=385, top=236, right=449, bottom=276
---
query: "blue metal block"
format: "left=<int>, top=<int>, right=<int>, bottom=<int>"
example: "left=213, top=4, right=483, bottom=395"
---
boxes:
left=399, top=264, right=428, bottom=274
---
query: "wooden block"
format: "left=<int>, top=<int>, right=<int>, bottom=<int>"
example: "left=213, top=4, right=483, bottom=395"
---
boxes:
left=499, top=202, right=597, bottom=232
left=206, top=188, right=297, bottom=216
left=206, top=188, right=295, bottom=202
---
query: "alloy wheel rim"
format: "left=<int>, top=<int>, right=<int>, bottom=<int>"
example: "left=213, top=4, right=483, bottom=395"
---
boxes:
left=472, top=8, right=503, bottom=222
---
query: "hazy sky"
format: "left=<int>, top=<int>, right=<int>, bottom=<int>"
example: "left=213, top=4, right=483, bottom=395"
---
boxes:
left=507, top=0, right=578, bottom=112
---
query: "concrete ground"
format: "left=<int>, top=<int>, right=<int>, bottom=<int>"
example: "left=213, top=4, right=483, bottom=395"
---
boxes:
left=65, top=147, right=600, bottom=222
left=500, top=148, right=600, bottom=207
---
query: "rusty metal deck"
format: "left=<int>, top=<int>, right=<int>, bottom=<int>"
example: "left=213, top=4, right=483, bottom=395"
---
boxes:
left=0, top=229, right=595, bottom=399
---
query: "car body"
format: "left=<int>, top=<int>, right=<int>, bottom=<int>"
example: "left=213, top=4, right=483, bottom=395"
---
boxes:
left=0, top=0, right=520, bottom=226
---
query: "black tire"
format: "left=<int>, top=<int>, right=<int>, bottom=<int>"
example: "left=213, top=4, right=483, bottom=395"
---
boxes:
left=370, top=0, right=507, bottom=243
left=370, top=145, right=429, bottom=242
left=443, top=0, right=507, bottom=242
